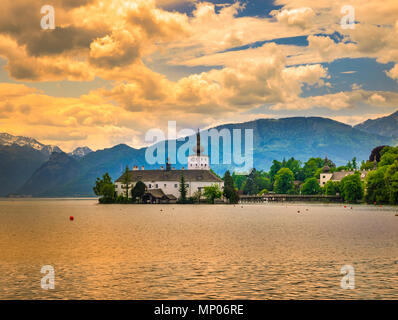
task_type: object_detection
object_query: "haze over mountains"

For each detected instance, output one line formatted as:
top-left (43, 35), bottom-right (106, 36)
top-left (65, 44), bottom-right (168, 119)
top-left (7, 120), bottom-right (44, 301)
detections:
top-left (1, 112), bottom-right (397, 197)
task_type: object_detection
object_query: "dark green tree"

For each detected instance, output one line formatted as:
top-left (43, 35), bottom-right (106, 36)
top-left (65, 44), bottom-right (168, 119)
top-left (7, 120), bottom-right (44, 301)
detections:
top-left (301, 177), bottom-right (321, 195)
top-left (223, 170), bottom-right (239, 204)
top-left (93, 173), bottom-right (113, 195)
top-left (131, 181), bottom-right (146, 203)
top-left (274, 168), bottom-right (294, 194)
top-left (352, 157), bottom-right (358, 170)
top-left (179, 175), bottom-right (188, 203)
top-left (369, 146), bottom-right (387, 162)
top-left (93, 173), bottom-right (116, 203)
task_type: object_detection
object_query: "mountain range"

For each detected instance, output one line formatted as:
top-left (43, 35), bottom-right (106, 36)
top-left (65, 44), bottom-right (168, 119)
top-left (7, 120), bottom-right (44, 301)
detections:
top-left (354, 110), bottom-right (398, 138)
top-left (1, 111), bottom-right (397, 197)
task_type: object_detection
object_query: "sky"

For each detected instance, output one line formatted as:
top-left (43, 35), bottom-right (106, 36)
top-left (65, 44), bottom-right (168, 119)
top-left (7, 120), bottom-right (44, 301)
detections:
top-left (0, 0), bottom-right (397, 151)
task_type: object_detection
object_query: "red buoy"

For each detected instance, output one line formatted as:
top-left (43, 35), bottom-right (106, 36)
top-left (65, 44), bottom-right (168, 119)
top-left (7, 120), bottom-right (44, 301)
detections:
top-left (69, 216), bottom-right (74, 221)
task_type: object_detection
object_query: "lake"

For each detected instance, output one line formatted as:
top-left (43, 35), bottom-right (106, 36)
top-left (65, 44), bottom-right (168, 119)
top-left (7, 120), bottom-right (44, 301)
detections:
top-left (0, 199), bottom-right (397, 299)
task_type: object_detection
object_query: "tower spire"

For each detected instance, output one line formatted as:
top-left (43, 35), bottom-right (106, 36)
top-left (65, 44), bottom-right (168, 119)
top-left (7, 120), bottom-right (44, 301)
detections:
top-left (196, 129), bottom-right (200, 156)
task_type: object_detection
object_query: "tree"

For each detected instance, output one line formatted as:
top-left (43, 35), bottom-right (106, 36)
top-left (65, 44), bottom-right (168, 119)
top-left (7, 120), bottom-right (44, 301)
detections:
top-left (379, 147), bottom-right (398, 167)
top-left (223, 170), bottom-right (239, 204)
top-left (269, 160), bottom-right (282, 183)
top-left (93, 173), bottom-right (113, 195)
top-left (324, 180), bottom-right (340, 196)
top-left (369, 146), bottom-right (387, 162)
top-left (352, 157), bottom-right (357, 170)
top-left (178, 175), bottom-right (188, 203)
top-left (274, 168), bottom-right (294, 194)
top-left (93, 173), bottom-right (116, 203)
top-left (121, 165), bottom-right (131, 200)
top-left (365, 167), bottom-right (389, 204)
top-left (340, 173), bottom-right (364, 203)
top-left (285, 157), bottom-right (303, 181)
top-left (301, 177), bottom-right (321, 195)
top-left (232, 172), bottom-right (247, 191)
top-left (385, 161), bottom-right (398, 204)
top-left (203, 184), bottom-right (222, 204)
top-left (242, 169), bottom-right (257, 195)
top-left (361, 160), bottom-right (375, 171)
top-left (131, 181), bottom-right (146, 203)
top-left (302, 158), bottom-right (324, 180)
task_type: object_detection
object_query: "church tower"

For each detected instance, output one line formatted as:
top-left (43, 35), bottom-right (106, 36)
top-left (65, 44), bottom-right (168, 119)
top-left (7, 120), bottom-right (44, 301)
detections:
top-left (188, 129), bottom-right (210, 170)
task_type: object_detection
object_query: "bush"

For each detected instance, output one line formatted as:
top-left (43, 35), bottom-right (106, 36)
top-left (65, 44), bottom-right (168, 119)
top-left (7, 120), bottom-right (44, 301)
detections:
top-left (301, 177), bottom-right (321, 195)
top-left (341, 173), bottom-right (364, 203)
top-left (365, 166), bottom-right (389, 204)
top-left (324, 180), bottom-right (340, 196)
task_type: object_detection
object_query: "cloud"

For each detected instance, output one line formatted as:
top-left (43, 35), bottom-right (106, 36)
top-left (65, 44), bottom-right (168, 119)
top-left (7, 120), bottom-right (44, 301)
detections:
top-left (386, 64), bottom-right (398, 82)
top-left (271, 7), bottom-right (315, 30)
top-left (0, 0), bottom-right (398, 149)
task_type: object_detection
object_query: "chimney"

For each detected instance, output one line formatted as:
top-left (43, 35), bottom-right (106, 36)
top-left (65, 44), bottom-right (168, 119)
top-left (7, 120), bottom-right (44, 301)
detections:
top-left (141, 166), bottom-right (145, 170)
top-left (133, 166), bottom-right (139, 171)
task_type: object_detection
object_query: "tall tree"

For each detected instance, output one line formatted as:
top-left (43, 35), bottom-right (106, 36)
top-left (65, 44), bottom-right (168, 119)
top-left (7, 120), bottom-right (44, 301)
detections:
top-left (93, 173), bottom-right (115, 203)
top-left (121, 165), bottom-right (131, 200)
top-left (352, 157), bottom-right (358, 170)
top-left (269, 160), bottom-right (282, 184)
top-left (223, 170), bottom-right (239, 204)
top-left (274, 168), bottom-right (294, 194)
top-left (179, 175), bottom-right (188, 203)
top-left (93, 173), bottom-right (113, 196)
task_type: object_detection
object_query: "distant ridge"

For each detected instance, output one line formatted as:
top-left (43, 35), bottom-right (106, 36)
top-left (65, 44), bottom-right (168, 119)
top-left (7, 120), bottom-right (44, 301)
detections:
top-left (355, 110), bottom-right (398, 138)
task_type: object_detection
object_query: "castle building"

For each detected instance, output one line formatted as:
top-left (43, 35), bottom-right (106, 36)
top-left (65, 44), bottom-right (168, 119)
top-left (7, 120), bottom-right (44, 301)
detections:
top-left (115, 130), bottom-right (223, 202)
top-left (320, 155), bottom-right (371, 187)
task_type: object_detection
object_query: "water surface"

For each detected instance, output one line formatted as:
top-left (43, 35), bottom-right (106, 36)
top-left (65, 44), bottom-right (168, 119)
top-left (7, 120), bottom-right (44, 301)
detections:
top-left (0, 199), bottom-right (397, 299)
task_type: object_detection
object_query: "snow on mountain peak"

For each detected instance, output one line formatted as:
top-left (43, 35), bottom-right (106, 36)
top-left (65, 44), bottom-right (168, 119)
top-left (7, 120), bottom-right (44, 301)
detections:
top-left (0, 133), bottom-right (62, 156)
